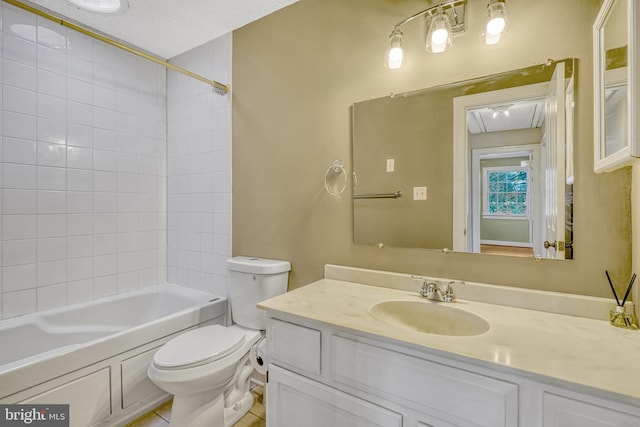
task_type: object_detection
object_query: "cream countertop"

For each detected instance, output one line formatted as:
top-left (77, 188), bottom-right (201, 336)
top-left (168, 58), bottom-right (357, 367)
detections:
top-left (258, 278), bottom-right (640, 403)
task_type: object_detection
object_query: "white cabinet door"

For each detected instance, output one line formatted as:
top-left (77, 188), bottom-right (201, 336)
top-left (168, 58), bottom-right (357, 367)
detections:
top-left (267, 365), bottom-right (402, 427)
top-left (544, 393), bottom-right (640, 427)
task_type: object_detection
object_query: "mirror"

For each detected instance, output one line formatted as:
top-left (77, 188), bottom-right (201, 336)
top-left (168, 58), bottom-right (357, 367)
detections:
top-left (352, 59), bottom-right (575, 259)
top-left (594, 0), bottom-right (639, 172)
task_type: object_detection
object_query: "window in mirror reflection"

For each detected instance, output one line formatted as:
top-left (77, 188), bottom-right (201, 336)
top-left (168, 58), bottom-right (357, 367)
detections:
top-left (483, 167), bottom-right (529, 217)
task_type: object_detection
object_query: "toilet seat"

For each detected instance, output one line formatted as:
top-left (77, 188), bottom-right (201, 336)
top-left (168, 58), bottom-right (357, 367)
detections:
top-left (153, 325), bottom-right (246, 370)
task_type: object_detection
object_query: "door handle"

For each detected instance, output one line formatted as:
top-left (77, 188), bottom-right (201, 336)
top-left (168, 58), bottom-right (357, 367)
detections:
top-left (544, 240), bottom-right (556, 249)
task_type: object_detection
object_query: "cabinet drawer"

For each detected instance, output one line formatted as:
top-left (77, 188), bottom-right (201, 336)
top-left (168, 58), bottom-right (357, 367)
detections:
top-left (269, 318), bottom-right (321, 376)
top-left (331, 335), bottom-right (518, 427)
top-left (543, 393), bottom-right (640, 426)
top-left (268, 365), bottom-right (402, 427)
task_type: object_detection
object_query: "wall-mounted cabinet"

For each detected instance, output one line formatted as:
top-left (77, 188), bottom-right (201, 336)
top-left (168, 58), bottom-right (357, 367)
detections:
top-left (594, 0), bottom-right (640, 172)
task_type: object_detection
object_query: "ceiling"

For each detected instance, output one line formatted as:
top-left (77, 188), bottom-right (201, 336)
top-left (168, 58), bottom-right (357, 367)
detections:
top-left (467, 99), bottom-right (546, 134)
top-left (26, 0), bottom-right (299, 58)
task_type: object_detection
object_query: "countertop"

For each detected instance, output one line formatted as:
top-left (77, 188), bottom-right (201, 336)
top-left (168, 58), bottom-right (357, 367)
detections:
top-left (258, 278), bottom-right (640, 403)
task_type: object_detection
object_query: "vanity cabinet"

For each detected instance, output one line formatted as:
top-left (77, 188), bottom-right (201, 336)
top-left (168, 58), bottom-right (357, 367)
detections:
top-left (265, 314), bottom-right (640, 427)
top-left (542, 393), bottom-right (640, 427)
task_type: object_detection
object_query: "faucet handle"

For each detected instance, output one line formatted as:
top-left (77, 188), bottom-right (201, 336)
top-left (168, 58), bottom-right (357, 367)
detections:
top-left (411, 275), bottom-right (430, 298)
top-left (443, 280), bottom-right (465, 303)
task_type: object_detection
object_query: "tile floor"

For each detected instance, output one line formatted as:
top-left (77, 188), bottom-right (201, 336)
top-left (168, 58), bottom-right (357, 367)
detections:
top-left (125, 385), bottom-right (266, 427)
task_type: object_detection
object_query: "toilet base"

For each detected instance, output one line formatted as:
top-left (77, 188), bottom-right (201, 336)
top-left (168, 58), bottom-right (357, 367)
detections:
top-left (224, 391), bottom-right (255, 426)
top-left (167, 389), bottom-right (255, 427)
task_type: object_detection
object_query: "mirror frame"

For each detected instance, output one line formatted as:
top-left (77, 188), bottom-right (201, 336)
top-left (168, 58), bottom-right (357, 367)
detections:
top-left (593, 0), bottom-right (640, 172)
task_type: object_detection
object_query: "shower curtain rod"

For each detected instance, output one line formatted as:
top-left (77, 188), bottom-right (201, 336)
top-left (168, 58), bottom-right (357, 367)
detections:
top-left (3, 0), bottom-right (230, 95)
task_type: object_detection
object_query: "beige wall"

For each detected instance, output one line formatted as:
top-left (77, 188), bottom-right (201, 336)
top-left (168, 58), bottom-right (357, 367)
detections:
top-left (352, 92), bottom-right (454, 249)
top-left (232, 0), bottom-right (632, 297)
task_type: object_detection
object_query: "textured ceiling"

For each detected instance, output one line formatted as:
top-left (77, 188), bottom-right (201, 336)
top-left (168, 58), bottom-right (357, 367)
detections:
top-left (26, 0), bottom-right (299, 58)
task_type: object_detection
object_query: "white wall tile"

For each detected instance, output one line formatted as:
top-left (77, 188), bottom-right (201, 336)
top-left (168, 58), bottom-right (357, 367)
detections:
top-left (3, 33), bottom-right (36, 67)
top-left (94, 254), bottom-right (116, 277)
top-left (93, 233), bottom-right (116, 255)
top-left (37, 142), bottom-right (66, 167)
top-left (67, 235), bottom-right (93, 258)
top-left (2, 289), bottom-right (36, 318)
top-left (3, 137), bottom-right (36, 164)
top-left (4, 111), bottom-right (36, 140)
top-left (67, 124), bottom-right (92, 148)
top-left (37, 94), bottom-right (66, 121)
top-left (67, 146), bottom-right (93, 169)
top-left (37, 190), bottom-right (66, 214)
top-left (67, 279), bottom-right (92, 304)
top-left (37, 69), bottom-right (66, 98)
top-left (37, 237), bottom-right (67, 262)
top-left (67, 257), bottom-right (92, 281)
top-left (3, 189), bottom-right (36, 214)
top-left (94, 149), bottom-right (117, 171)
top-left (67, 169), bottom-right (93, 191)
top-left (3, 264), bottom-right (37, 292)
top-left (4, 60), bottom-right (36, 90)
top-left (1, 3), bottom-right (173, 317)
top-left (93, 128), bottom-right (117, 151)
top-left (93, 192), bottom-right (117, 213)
top-left (67, 213), bottom-right (93, 236)
top-left (3, 239), bottom-right (36, 266)
top-left (67, 191), bottom-right (93, 213)
top-left (167, 38), bottom-right (231, 295)
top-left (66, 100), bottom-right (92, 126)
top-left (37, 260), bottom-right (66, 286)
top-left (37, 283), bottom-right (67, 311)
top-left (93, 274), bottom-right (116, 298)
top-left (37, 45), bottom-right (66, 74)
top-left (3, 215), bottom-right (36, 240)
top-left (37, 214), bottom-right (67, 238)
top-left (37, 167), bottom-right (66, 191)
top-left (3, 86), bottom-right (35, 116)
top-left (3, 163), bottom-right (36, 189)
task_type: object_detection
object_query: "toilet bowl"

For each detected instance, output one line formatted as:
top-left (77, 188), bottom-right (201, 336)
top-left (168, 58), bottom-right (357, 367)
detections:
top-left (147, 257), bottom-right (290, 427)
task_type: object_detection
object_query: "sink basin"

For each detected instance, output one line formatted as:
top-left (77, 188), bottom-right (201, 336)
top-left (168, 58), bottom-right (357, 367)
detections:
top-left (369, 300), bottom-right (490, 336)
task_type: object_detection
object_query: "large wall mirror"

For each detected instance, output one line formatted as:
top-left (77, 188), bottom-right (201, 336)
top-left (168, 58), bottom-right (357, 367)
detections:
top-left (352, 59), bottom-right (575, 260)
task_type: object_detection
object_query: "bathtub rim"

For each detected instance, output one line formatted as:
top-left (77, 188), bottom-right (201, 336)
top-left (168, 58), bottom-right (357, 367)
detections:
top-left (0, 283), bottom-right (227, 399)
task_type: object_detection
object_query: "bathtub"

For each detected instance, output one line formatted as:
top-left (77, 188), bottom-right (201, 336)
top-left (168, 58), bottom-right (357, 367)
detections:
top-left (0, 284), bottom-right (227, 426)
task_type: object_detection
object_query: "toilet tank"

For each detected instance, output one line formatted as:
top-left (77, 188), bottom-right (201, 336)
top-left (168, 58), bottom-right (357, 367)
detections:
top-left (227, 256), bottom-right (291, 330)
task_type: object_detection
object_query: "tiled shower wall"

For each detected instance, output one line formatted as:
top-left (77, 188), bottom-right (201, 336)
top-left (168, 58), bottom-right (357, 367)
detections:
top-left (0, 4), bottom-right (168, 319)
top-left (167, 36), bottom-right (232, 297)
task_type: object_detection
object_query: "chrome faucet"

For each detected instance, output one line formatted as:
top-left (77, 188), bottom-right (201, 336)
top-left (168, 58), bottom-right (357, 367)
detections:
top-left (412, 276), bottom-right (460, 303)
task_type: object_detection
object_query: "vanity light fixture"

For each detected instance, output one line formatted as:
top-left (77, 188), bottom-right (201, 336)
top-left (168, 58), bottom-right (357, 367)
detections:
top-left (426, 6), bottom-right (453, 54)
top-left (482, 0), bottom-right (508, 45)
top-left (384, 0), bottom-right (466, 68)
top-left (490, 104), bottom-right (512, 118)
top-left (66, 0), bottom-right (123, 13)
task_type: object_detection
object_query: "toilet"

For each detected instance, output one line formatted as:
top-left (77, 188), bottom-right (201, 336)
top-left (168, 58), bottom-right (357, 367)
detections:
top-left (147, 256), bottom-right (290, 427)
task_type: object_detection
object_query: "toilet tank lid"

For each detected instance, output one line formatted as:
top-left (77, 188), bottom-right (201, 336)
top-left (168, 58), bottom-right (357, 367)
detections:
top-left (227, 256), bottom-right (291, 274)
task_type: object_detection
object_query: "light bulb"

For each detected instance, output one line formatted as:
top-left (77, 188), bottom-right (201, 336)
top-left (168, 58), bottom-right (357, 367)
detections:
top-left (387, 47), bottom-right (404, 69)
top-left (426, 9), bottom-right (452, 54)
top-left (385, 28), bottom-right (404, 69)
top-left (483, 0), bottom-right (508, 45)
top-left (67, 0), bottom-right (122, 13)
top-left (487, 16), bottom-right (506, 35)
top-left (431, 28), bottom-right (449, 46)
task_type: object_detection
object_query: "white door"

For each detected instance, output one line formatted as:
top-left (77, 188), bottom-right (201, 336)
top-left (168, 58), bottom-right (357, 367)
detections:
top-left (542, 62), bottom-right (566, 259)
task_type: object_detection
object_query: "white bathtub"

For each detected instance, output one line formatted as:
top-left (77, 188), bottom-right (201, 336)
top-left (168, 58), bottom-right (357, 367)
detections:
top-left (0, 284), bottom-right (227, 426)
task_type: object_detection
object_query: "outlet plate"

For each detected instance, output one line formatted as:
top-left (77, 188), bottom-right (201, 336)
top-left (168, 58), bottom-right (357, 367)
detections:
top-left (413, 186), bottom-right (427, 200)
